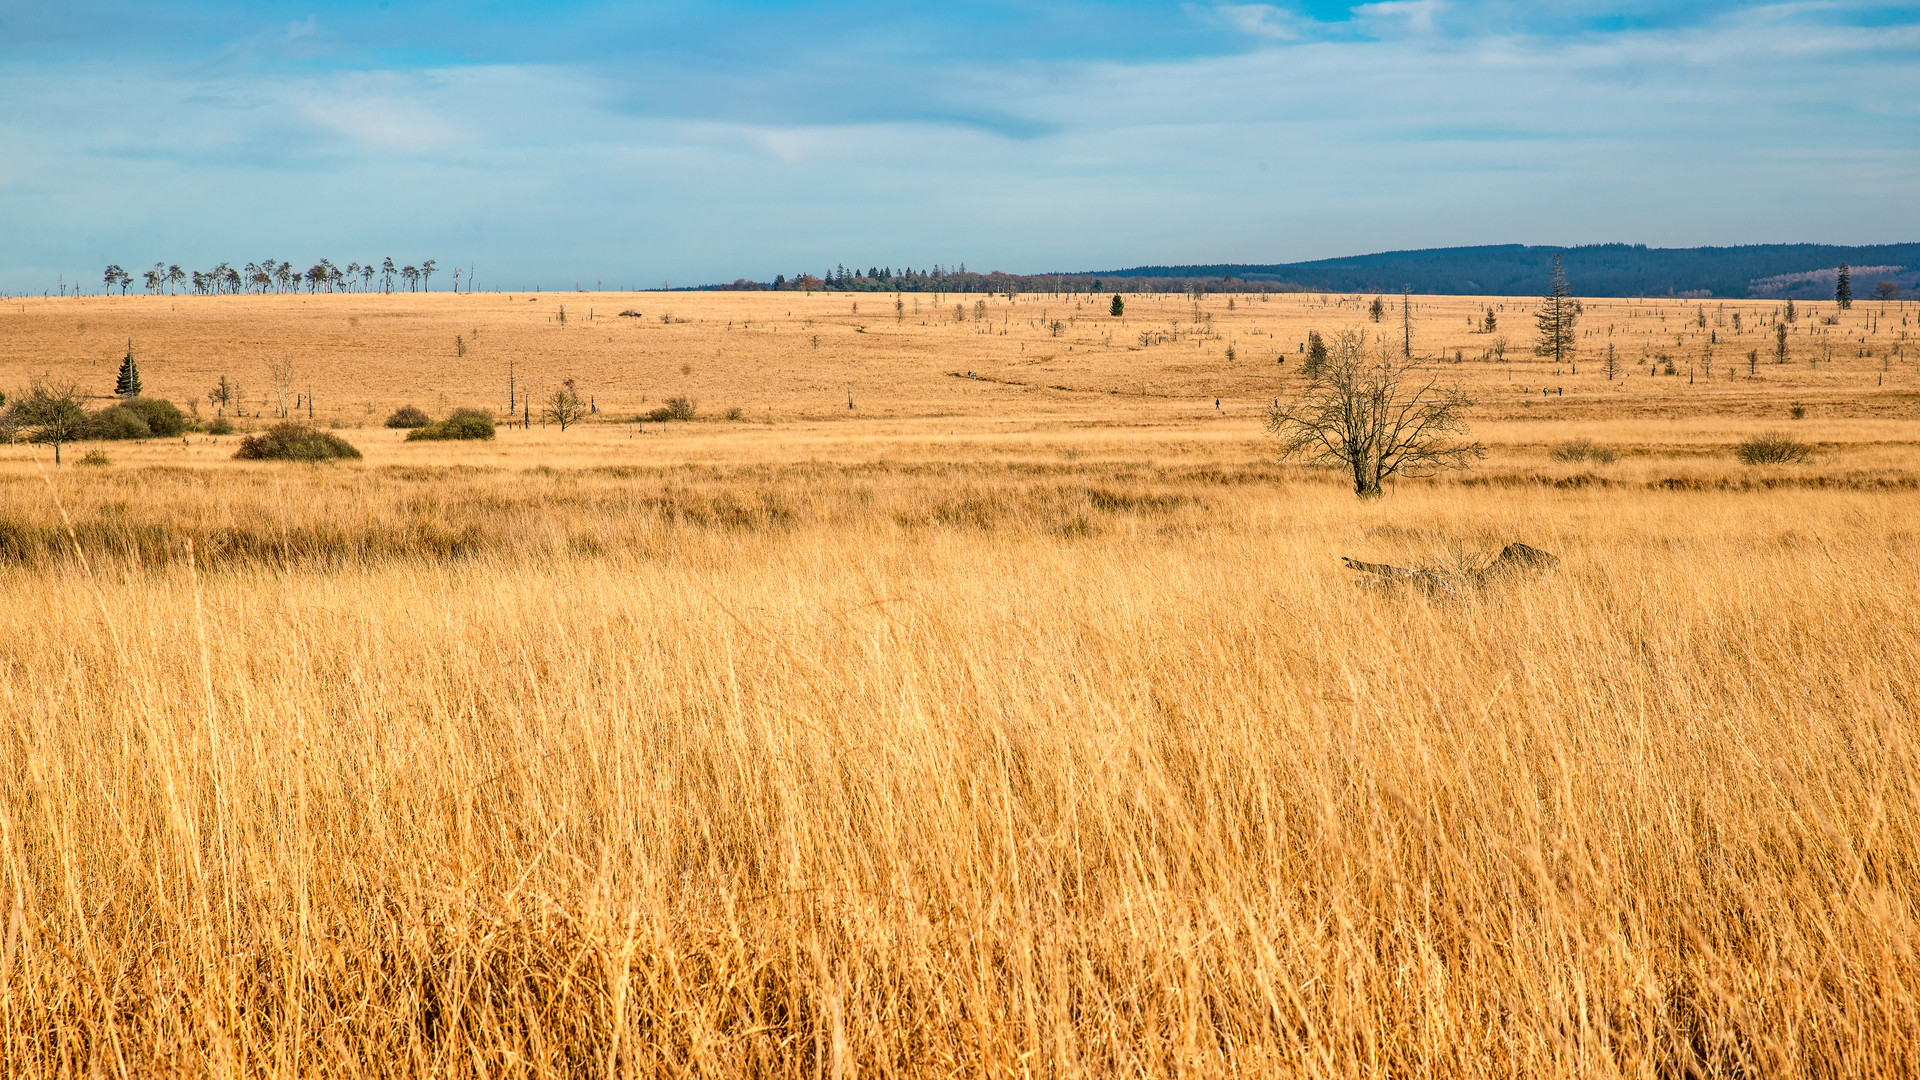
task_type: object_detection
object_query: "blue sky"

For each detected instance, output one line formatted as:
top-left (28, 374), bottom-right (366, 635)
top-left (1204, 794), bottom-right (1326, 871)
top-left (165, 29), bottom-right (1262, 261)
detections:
top-left (3, 1), bottom-right (1917, 291)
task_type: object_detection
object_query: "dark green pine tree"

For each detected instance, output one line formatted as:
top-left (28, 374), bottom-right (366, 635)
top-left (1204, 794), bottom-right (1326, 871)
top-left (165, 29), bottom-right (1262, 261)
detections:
top-left (1304, 330), bottom-right (1328, 378)
top-left (1110, 294), bottom-right (1125, 317)
top-left (1835, 263), bottom-right (1852, 309)
top-left (1534, 254), bottom-right (1577, 366)
top-left (114, 339), bottom-right (142, 397)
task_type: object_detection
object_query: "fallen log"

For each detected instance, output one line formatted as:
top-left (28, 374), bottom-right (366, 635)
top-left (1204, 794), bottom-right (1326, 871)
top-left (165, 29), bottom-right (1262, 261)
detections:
top-left (1342, 543), bottom-right (1559, 594)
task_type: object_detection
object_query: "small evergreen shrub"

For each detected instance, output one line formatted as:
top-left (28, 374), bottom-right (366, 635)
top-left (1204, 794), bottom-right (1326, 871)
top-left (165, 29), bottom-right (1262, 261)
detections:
top-left (406, 408), bottom-right (496, 441)
top-left (208, 417), bottom-right (235, 435)
top-left (84, 406), bottom-right (152, 441)
top-left (234, 423), bottom-right (362, 461)
top-left (124, 397), bottom-right (187, 437)
top-left (385, 405), bottom-right (432, 429)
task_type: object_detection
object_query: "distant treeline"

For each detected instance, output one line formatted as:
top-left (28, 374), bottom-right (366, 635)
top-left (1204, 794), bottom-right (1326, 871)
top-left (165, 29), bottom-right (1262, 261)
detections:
top-left (702, 264), bottom-right (1312, 296)
top-left (1095, 243), bottom-right (1920, 299)
top-left (703, 244), bottom-right (1917, 299)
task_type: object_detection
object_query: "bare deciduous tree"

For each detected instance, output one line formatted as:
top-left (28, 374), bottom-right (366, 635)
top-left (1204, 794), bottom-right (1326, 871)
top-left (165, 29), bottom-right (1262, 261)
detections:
top-left (1265, 329), bottom-right (1482, 498)
top-left (544, 379), bottom-right (586, 431)
top-left (268, 358), bottom-right (296, 418)
top-left (8, 381), bottom-right (89, 465)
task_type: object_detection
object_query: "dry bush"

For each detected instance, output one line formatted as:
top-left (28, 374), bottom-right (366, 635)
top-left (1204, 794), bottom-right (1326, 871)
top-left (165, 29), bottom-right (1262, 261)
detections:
top-left (1548, 438), bottom-right (1618, 464)
top-left (1736, 431), bottom-right (1812, 465)
top-left (646, 395), bottom-right (698, 422)
top-left (386, 404), bottom-right (432, 428)
top-left (233, 422), bottom-right (362, 461)
top-left (405, 407), bottom-right (496, 441)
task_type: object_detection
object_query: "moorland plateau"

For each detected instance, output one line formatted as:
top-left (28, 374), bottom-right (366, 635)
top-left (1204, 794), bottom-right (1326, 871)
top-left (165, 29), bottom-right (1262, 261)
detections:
top-left (1, 288), bottom-right (1917, 1077)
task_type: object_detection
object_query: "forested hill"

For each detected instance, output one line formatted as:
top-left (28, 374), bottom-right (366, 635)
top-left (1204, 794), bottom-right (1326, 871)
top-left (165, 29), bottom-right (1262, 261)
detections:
top-left (1096, 243), bottom-right (1920, 299)
top-left (705, 243), bottom-right (1917, 298)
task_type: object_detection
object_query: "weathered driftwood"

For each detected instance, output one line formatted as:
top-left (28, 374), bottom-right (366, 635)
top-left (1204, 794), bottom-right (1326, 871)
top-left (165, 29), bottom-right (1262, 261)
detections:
top-left (1342, 543), bottom-right (1559, 594)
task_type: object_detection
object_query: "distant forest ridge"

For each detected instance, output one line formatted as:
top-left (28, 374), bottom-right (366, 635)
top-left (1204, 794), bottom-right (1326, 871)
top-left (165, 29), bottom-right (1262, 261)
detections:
top-left (1093, 243), bottom-right (1920, 299)
top-left (702, 244), bottom-right (1919, 299)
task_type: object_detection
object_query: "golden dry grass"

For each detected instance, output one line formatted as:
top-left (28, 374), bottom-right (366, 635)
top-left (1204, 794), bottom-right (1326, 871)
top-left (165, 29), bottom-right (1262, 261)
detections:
top-left (5, 289), bottom-right (1916, 425)
top-left (2, 292), bottom-right (1918, 1077)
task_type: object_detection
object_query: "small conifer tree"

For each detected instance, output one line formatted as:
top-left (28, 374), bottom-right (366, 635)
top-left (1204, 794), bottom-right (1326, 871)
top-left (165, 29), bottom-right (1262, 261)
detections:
top-left (1835, 263), bottom-right (1852, 309)
top-left (1110, 294), bottom-right (1124, 317)
top-left (114, 339), bottom-right (142, 398)
top-left (1534, 255), bottom-right (1577, 367)
top-left (1304, 330), bottom-right (1328, 378)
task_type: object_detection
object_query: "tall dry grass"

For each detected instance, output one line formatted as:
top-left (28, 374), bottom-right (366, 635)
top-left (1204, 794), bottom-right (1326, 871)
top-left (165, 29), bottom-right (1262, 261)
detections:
top-left (2, 449), bottom-right (1917, 1076)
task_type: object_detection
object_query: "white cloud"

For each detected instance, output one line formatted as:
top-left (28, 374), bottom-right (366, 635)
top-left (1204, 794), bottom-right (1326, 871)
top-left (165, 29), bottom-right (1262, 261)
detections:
top-left (1352, 0), bottom-right (1449, 36)
top-left (1205, 4), bottom-right (1305, 41)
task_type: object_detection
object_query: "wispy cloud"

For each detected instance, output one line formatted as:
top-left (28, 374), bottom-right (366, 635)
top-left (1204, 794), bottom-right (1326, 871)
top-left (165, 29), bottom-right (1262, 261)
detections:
top-left (1352, 0), bottom-right (1448, 36)
top-left (0, 2), bottom-right (1916, 289)
top-left (1204, 4), bottom-right (1307, 40)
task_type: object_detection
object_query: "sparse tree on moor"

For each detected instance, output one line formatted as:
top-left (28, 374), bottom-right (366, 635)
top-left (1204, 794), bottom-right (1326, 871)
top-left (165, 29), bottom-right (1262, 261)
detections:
top-left (545, 379), bottom-right (587, 431)
top-left (1266, 329), bottom-right (1482, 498)
top-left (114, 339), bottom-right (141, 397)
top-left (1835, 263), bottom-right (1852, 309)
top-left (10, 381), bottom-right (88, 466)
top-left (1534, 254), bottom-right (1577, 366)
top-left (1303, 330), bottom-right (1328, 379)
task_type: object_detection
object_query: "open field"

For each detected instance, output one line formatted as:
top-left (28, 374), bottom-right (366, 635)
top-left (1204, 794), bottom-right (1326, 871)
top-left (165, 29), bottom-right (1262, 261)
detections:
top-left (5, 289), bottom-right (1918, 426)
top-left (2, 292), bottom-right (1919, 1077)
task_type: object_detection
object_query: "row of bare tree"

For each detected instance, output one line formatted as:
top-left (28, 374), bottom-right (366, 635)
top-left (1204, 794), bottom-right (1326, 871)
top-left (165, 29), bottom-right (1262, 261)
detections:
top-left (102, 258), bottom-right (457, 295)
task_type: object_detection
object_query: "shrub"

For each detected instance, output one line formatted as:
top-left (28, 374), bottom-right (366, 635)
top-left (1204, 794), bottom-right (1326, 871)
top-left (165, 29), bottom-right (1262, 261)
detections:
top-left (234, 423), bottom-right (362, 461)
top-left (124, 397), bottom-right (187, 437)
top-left (643, 397), bottom-right (698, 423)
top-left (1548, 438), bottom-right (1618, 464)
top-left (83, 406), bottom-right (151, 441)
top-left (385, 405), bottom-right (431, 429)
top-left (723, 406), bottom-right (745, 422)
top-left (1789, 404), bottom-right (1806, 420)
top-left (1735, 432), bottom-right (1811, 465)
top-left (208, 417), bottom-right (235, 435)
top-left (78, 450), bottom-right (111, 467)
top-left (406, 408), bottom-right (496, 441)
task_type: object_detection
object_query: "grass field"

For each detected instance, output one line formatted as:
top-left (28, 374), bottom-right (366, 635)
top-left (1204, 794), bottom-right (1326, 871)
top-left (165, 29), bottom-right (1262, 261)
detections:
top-left (2, 291), bottom-right (1918, 1077)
